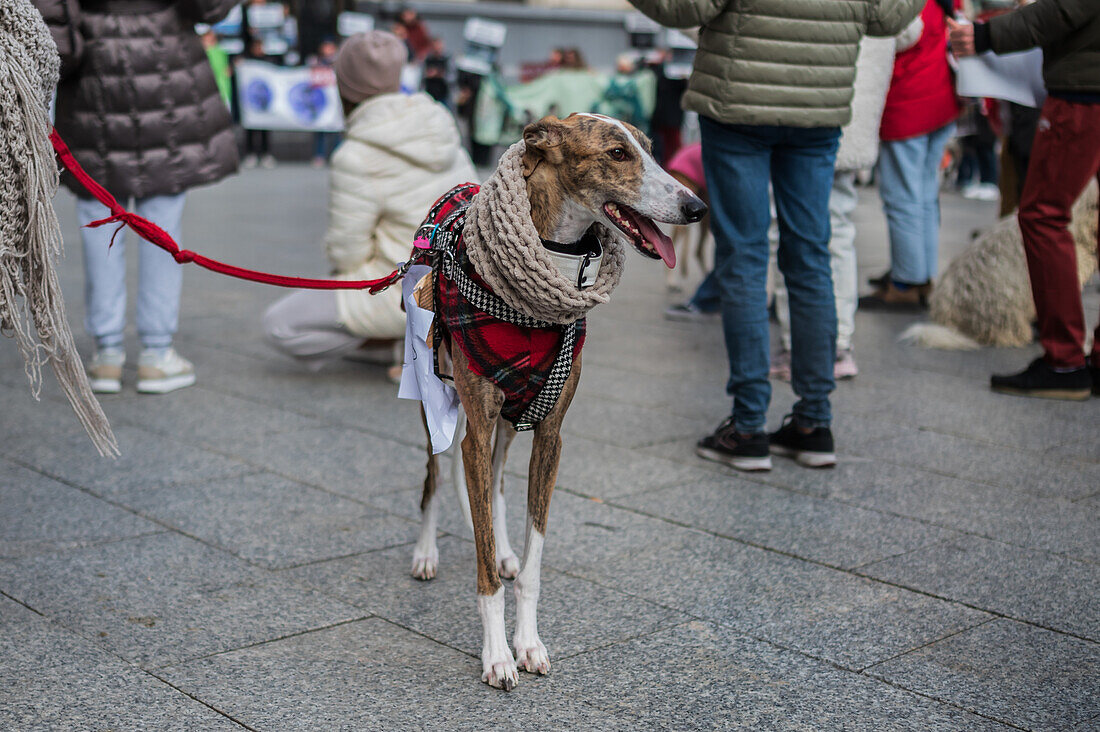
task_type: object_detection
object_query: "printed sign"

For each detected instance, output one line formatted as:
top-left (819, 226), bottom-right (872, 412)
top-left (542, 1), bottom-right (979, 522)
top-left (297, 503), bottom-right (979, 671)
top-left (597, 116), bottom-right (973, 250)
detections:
top-left (236, 60), bottom-right (344, 132)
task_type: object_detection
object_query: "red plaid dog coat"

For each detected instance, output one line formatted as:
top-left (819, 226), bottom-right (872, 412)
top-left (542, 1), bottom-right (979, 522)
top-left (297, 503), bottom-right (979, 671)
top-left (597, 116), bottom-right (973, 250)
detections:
top-left (426, 185), bottom-right (586, 428)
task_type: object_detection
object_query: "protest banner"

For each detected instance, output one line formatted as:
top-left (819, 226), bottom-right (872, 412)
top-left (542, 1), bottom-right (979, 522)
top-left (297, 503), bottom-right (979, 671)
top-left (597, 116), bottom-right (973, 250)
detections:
top-left (236, 60), bottom-right (344, 132)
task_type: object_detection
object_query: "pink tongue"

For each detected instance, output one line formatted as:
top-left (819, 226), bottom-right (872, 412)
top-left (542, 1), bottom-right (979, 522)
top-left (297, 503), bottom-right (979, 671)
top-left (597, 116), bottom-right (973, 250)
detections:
top-left (634, 214), bottom-right (677, 268)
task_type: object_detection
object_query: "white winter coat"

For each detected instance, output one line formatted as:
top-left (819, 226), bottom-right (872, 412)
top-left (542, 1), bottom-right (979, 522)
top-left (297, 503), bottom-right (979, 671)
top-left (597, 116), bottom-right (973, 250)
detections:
top-left (327, 92), bottom-right (476, 337)
top-left (834, 17), bottom-right (923, 171)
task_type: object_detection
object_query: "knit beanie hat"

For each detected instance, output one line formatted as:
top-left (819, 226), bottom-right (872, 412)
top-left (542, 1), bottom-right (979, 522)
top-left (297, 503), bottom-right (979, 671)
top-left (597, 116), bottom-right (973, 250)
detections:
top-left (335, 31), bottom-right (405, 104)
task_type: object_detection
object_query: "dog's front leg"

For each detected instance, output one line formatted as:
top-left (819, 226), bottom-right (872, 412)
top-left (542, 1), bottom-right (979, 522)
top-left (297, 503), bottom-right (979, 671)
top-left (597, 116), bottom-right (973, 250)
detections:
top-left (491, 418), bottom-right (519, 579)
top-left (452, 349), bottom-right (518, 690)
top-left (513, 356), bottom-right (581, 676)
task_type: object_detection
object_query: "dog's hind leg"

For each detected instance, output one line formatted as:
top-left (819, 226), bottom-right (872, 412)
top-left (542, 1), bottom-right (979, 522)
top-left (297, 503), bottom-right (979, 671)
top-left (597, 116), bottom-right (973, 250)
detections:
top-left (412, 406), bottom-right (440, 580)
top-left (513, 355), bottom-right (582, 676)
top-left (452, 347), bottom-right (518, 690)
top-left (491, 418), bottom-right (519, 579)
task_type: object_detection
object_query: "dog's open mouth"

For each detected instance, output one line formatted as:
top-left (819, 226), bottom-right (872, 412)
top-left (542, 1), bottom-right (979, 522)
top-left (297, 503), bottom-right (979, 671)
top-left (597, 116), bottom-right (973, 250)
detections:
top-left (603, 202), bottom-right (676, 268)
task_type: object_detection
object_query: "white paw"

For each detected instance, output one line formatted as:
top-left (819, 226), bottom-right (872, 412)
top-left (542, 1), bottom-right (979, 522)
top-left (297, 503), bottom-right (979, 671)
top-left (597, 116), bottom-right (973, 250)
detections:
top-left (410, 547), bottom-right (438, 581)
top-left (497, 554), bottom-right (519, 580)
top-left (481, 653), bottom-right (519, 691)
top-left (514, 639), bottom-right (550, 675)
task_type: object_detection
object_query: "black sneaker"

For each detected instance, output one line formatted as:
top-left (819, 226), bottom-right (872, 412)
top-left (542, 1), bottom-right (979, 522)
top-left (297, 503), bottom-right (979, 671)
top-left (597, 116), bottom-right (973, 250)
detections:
top-left (990, 357), bottom-right (1091, 401)
top-left (696, 418), bottom-right (772, 471)
top-left (769, 415), bottom-right (836, 468)
top-left (1091, 361), bottom-right (1100, 396)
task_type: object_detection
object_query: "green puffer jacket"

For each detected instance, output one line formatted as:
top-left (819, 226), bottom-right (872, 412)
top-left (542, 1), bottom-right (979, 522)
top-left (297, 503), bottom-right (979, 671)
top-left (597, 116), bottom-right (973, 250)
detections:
top-left (627, 0), bottom-right (926, 128)
top-left (983, 0), bottom-right (1100, 94)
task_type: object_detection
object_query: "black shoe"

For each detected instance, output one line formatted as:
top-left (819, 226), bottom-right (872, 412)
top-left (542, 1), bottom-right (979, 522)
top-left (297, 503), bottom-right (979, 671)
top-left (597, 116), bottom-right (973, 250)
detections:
top-left (990, 357), bottom-right (1091, 401)
top-left (696, 418), bottom-right (772, 471)
top-left (867, 270), bottom-right (891, 289)
top-left (1092, 362), bottom-right (1100, 396)
top-left (768, 415), bottom-right (836, 468)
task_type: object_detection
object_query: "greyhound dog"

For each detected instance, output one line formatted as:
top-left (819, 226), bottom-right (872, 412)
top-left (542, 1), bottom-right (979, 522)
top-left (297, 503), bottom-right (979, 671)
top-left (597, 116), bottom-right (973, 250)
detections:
top-left (411, 113), bottom-right (705, 690)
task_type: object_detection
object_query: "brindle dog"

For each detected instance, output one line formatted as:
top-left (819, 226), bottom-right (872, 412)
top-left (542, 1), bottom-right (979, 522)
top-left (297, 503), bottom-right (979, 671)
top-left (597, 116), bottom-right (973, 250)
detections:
top-left (415, 113), bottom-right (705, 690)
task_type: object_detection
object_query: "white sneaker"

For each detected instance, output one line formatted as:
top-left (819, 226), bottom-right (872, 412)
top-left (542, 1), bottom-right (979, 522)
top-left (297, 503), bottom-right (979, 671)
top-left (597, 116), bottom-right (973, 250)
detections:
top-left (136, 348), bottom-right (195, 394)
top-left (974, 183), bottom-right (1000, 202)
top-left (242, 154), bottom-right (258, 169)
top-left (260, 154), bottom-right (277, 169)
top-left (87, 348), bottom-right (125, 393)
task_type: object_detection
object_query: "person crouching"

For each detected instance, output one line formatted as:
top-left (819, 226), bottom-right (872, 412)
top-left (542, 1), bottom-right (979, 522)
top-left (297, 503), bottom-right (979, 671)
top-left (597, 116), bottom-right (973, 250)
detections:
top-left (263, 31), bottom-right (476, 378)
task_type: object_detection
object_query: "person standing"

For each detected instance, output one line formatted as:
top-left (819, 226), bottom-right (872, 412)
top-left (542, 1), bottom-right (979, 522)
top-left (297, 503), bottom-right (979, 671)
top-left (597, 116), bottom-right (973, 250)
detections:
top-left (628, 0), bottom-right (924, 471)
top-left (948, 0), bottom-right (1100, 399)
top-left (33, 0), bottom-right (239, 394)
top-left (860, 0), bottom-right (960, 311)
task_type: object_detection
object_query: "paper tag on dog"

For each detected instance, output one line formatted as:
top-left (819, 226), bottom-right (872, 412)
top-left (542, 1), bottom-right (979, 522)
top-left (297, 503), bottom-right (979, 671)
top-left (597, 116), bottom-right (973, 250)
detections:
top-left (398, 264), bottom-right (459, 453)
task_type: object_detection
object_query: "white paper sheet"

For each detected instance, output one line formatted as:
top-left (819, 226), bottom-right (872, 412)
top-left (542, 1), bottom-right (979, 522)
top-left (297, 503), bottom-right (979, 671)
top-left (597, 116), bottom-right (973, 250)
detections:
top-left (397, 265), bottom-right (460, 454)
top-left (956, 49), bottom-right (1045, 108)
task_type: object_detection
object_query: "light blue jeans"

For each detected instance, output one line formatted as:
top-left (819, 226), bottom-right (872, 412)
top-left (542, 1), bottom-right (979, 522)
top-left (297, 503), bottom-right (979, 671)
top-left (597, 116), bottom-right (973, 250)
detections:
top-left (76, 194), bottom-right (186, 350)
top-left (877, 123), bottom-right (955, 285)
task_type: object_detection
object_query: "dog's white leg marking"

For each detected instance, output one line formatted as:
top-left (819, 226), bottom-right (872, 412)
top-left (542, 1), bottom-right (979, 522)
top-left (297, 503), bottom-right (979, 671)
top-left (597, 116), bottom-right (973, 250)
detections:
top-left (513, 517), bottom-right (549, 675)
top-left (449, 410), bottom-right (473, 532)
top-left (479, 586), bottom-right (518, 690)
top-left (411, 490), bottom-right (439, 580)
top-left (491, 420), bottom-right (519, 580)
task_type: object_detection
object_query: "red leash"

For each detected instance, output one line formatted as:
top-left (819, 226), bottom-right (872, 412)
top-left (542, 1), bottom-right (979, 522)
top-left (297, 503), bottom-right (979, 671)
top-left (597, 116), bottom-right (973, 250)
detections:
top-left (49, 129), bottom-right (405, 293)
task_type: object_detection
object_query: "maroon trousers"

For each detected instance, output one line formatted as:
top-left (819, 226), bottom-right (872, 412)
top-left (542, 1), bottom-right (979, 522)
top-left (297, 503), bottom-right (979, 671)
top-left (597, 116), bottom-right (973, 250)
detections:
top-left (1017, 96), bottom-right (1100, 368)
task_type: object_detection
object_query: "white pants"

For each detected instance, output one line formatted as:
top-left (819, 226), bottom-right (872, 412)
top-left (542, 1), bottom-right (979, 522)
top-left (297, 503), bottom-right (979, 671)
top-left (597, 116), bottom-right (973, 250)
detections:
top-left (262, 289), bottom-right (366, 369)
top-left (774, 170), bottom-right (858, 352)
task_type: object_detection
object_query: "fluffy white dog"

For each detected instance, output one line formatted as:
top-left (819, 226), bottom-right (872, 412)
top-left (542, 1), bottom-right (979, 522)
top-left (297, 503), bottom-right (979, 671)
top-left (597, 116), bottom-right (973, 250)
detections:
top-left (901, 183), bottom-right (1098, 349)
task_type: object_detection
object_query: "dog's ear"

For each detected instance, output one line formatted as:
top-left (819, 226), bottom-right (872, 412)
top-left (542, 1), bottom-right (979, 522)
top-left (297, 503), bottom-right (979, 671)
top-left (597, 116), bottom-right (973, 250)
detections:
top-left (522, 117), bottom-right (565, 177)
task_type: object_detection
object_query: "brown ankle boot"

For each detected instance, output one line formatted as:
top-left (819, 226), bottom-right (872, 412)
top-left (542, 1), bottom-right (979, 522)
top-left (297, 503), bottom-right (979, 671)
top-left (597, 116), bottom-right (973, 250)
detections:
top-left (858, 281), bottom-right (924, 311)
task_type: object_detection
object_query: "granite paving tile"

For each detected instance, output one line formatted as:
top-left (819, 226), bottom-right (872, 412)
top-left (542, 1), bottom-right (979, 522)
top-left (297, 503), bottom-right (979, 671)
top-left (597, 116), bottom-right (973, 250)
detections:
top-left (850, 428), bottom-right (1100, 500)
top-left (0, 596), bottom-right (112, 674)
top-left (868, 619), bottom-right (1099, 730)
top-left (543, 492), bottom-right (990, 669)
top-left (0, 423), bottom-right (255, 498)
top-left (616, 475), bottom-right (959, 569)
top-left (0, 461), bottom-right (161, 559)
top-left (0, 533), bottom-right (365, 667)
top-left (0, 657), bottom-right (246, 731)
top-left (832, 469), bottom-right (1100, 562)
top-left (160, 617), bottom-right (634, 730)
top-left (218, 425), bottom-right (428, 498)
top-left (287, 536), bottom-right (687, 661)
top-left (100, 384), bottom-right (324, 449)
top-left (111, 471), bottom-right (416, 569)
top-left (860, 534), bottom-right (1099, 641)
top-left (547, 621), bottom-right (1010, 731)
top-left (560, 394), bottom-right (714, 449)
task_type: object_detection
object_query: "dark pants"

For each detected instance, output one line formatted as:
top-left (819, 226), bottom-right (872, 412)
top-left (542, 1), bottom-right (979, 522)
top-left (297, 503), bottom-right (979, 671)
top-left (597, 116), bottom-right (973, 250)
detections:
top-left (1018, 96), bottom-right (1100, 368)
top-left (700, 117), bottom-right (840, 431)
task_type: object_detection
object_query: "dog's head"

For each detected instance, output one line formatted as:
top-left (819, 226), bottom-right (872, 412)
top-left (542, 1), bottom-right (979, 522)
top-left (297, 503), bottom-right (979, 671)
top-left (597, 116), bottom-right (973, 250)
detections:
top-left (521, 113), bottom-right (706, 268)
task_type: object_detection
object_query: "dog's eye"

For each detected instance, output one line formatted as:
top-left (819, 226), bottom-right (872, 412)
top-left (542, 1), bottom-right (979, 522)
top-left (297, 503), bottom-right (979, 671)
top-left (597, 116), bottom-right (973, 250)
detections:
top-left (608, 147), bottom-right (627, 161)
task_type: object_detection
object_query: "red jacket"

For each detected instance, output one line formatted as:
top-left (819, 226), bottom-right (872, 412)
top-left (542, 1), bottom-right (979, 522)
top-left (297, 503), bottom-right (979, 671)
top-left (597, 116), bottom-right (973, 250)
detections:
top-left (880, 0), bottom-right (960, 141)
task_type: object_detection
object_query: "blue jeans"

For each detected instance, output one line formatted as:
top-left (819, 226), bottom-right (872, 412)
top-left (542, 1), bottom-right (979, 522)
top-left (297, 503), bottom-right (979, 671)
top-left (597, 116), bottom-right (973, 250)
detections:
top-left (700, 117), bottom-right (840, 433)
top-left (76, 194), bottom-right (186, 350)
top-left (878, 123), bottom-right (955, 285)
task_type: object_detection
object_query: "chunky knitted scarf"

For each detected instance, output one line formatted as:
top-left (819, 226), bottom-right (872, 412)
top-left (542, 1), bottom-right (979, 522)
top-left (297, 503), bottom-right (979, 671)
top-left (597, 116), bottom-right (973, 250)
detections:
top-left (463, 142), bottom-right (626, 325)
top-left (0, 0), bottom-right (118, 457)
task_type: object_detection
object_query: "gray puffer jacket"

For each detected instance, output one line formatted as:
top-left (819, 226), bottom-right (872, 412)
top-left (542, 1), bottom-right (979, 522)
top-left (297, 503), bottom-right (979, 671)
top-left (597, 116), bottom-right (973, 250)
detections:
top-left (33, 0), bottom-right (238, 199)
top-left (627, 0), bottom-right (926, 128)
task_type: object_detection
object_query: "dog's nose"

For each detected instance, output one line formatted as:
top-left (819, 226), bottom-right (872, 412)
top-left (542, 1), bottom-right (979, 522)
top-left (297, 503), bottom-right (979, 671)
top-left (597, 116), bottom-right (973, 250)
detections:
top-left (681, 195), bottom-right (707, 223)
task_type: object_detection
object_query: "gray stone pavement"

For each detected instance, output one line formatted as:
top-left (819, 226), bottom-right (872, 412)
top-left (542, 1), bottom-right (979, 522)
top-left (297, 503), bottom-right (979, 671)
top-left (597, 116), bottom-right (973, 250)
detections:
top-left (1, 161), bottom-right (1097, 731)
